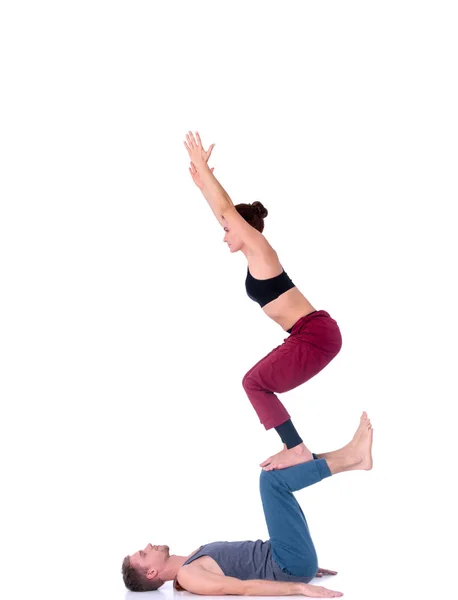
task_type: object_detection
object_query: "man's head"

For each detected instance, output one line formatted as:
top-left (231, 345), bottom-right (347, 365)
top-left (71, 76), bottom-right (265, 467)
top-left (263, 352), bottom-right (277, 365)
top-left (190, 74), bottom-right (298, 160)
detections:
top-left (122, 544), bottom-right (170, 591)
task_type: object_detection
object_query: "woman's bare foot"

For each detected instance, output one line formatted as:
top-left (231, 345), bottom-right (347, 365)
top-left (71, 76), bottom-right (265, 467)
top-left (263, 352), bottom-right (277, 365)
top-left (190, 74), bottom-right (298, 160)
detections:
top-left (260, 442), bottom-right (314, 471)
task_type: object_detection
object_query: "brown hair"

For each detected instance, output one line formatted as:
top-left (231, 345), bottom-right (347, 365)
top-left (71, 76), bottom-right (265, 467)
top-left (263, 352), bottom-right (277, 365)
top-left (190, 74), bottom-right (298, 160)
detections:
top-left (235, 201), bottom-right (268, 233)
top-left (121, 555), bottom-right (164, 592)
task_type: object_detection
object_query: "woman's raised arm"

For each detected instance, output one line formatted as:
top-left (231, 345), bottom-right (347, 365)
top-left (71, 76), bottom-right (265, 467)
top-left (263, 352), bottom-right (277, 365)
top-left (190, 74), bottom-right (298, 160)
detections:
top-left (184, 130), bottom-right (234, 226)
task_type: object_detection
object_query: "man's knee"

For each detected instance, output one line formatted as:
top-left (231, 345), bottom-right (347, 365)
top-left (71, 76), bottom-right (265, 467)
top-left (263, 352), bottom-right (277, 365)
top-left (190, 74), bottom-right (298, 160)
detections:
top-left (259, 468), bottom-right (284, 491)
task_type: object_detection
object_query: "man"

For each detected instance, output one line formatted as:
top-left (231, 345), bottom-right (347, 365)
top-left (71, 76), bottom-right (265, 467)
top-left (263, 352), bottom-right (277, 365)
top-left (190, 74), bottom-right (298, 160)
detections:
top-left (122, 412), bottom-right (373, 597)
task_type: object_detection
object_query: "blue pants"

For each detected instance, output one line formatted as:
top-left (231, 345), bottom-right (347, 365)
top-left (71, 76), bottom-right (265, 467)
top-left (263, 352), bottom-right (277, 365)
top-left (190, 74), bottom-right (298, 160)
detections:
top-left (259, 458), bottom-right (332, 578)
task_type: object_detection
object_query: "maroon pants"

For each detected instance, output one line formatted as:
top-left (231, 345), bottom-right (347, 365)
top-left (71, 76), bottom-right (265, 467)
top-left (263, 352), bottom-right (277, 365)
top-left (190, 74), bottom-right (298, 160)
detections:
top-left (242, 310), bottom-right (342, 430)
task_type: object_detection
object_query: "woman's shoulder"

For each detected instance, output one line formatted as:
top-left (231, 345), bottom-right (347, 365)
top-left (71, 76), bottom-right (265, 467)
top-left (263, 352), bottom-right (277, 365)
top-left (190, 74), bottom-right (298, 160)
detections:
top-left (247, 247), bottom-right (283, 278)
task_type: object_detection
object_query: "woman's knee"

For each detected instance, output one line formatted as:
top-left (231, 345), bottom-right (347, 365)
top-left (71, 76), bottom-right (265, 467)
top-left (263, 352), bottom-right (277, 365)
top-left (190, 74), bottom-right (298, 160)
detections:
top-left (242, 370), bottom-right (257, 392)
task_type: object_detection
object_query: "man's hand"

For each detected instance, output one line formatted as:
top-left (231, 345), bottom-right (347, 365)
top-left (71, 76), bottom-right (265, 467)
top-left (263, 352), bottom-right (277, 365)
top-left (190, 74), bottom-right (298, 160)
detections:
top-left (300, 583), bottom-right (343, 597)
top-left (315, 568), bottom-right (338, 578)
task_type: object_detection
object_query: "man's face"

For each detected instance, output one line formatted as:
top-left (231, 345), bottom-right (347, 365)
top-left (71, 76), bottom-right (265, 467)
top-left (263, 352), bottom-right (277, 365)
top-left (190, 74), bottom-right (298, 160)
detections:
top-left (129, 544), bottom-right (170, 579)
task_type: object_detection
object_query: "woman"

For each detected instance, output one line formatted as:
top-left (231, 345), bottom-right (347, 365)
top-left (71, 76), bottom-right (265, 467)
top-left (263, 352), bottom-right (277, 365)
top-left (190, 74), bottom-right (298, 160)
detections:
top-left (184, 131), bottom-right (342, 471)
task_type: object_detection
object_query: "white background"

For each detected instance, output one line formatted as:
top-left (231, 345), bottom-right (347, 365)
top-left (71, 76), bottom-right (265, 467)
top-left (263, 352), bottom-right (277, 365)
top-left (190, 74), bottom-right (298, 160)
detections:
top-left (1, 2), bottom-right (457, 599)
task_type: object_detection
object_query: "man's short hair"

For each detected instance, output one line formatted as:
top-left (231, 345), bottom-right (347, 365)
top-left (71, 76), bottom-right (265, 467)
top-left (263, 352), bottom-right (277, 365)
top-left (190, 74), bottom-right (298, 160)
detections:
top-left (121, 556), bottom-right (164, 592)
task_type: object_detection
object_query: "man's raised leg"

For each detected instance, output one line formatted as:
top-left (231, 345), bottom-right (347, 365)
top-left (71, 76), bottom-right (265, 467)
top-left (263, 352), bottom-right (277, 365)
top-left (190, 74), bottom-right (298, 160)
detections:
top-left (259, 412), bottom-right (373, 579)
top-left (315, 411), bottom-right (373, 474)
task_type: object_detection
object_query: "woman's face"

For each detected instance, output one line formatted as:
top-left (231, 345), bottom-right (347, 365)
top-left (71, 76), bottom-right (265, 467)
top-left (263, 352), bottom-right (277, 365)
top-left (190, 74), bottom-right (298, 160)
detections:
top-left (223, 225), bottom-right (243, 253)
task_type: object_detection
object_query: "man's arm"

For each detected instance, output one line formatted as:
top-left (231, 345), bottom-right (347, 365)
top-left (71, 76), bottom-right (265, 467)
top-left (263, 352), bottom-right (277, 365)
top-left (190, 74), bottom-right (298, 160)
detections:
top-left (177, 565), bottom-right (301, 596)
top-left (176, 565), bottom-right (342, 597)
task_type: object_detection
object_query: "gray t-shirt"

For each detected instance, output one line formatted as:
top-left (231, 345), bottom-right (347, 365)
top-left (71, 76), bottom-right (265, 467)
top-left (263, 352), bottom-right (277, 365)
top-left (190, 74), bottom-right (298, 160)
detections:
top-left (173, 539), bottom-right (315, 590)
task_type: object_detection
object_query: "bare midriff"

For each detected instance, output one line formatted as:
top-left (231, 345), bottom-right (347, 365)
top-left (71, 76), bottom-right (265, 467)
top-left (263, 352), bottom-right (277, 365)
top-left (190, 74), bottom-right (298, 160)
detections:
top-left (247, 251), bottom-right (316, 332)
top-left (262, 287), bottom-right (316, 331)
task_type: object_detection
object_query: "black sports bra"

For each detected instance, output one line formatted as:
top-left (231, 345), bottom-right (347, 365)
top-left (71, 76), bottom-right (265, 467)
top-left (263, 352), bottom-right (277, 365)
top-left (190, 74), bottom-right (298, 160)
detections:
top-left (245, 267), bottom-right (295, 308)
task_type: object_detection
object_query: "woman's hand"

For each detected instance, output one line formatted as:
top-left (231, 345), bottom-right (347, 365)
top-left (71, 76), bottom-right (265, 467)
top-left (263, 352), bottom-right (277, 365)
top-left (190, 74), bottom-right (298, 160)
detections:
top-left (184, 131), bottom-right (215, 169)
top-left (189, 161), bottom-right (214, 190)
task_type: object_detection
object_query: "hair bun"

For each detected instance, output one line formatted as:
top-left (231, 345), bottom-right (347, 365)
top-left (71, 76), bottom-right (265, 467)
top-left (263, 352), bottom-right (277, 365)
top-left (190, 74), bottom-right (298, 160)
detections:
top-left (252, 201), bottom-right (268, 219)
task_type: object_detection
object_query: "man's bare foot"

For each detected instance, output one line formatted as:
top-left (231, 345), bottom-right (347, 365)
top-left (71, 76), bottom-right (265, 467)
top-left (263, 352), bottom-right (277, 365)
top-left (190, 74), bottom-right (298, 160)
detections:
top-left (350, 411), bottom-right (369, 444)
top-left (260, 442), bottom-right (314, 471)
top-left (351, 411), bottom-right (373, 470)
top-left (339, 411), bottom-right (373, 472)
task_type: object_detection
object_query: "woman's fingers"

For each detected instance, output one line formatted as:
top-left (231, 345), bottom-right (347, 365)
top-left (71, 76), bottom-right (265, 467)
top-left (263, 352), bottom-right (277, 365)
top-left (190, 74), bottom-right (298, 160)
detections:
top-left (205, 143), bottom-right (215, 161)
top-left (185, 132), bottom-right (215, 171)
top-left (187, 131), bottom-right (197, 148)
